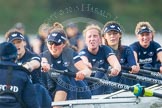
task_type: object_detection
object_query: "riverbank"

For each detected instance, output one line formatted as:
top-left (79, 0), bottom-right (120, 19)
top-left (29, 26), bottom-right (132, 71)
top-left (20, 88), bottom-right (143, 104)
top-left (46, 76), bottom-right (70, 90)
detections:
top-left (0, 33), bottom-right (161, 46)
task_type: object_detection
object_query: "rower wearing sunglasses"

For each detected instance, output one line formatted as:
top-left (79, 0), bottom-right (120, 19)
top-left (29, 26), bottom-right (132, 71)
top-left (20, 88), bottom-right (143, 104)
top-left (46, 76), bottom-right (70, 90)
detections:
top-left (40, 22), bottom-right (92, 107)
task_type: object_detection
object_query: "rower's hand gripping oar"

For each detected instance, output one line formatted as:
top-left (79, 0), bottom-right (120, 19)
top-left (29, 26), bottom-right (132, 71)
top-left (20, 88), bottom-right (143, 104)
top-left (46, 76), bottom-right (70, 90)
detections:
top-left (122, 66), bottom-right (162, 79)
top-left (49, 68), bottom-right (162, 98)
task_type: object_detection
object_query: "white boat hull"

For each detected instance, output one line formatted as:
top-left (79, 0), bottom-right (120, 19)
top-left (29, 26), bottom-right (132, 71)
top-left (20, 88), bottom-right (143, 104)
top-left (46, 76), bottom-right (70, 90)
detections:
top-left (52, 85), bottom-right (162, 108)
top-left (52, 97), bottom-right (161, 108)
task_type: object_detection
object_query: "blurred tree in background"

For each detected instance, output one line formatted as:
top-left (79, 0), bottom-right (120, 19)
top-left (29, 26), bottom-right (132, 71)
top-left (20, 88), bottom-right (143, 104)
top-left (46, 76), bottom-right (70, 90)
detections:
top-left (0, 0), bottom-right (162, 34)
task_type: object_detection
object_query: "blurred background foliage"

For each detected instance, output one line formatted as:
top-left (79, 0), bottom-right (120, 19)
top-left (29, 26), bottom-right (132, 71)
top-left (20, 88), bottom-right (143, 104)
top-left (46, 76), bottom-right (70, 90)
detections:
top-left (0, 0), bottom-right (162, 34)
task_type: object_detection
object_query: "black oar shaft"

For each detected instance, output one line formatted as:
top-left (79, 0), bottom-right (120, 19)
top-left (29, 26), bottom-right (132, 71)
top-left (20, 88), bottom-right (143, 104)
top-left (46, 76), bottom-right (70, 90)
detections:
top-left (91, 67), bottom-right (162, 98)
top-left (92, 66), bottom-right (162, 85)
top-left (122, 73), bottom-right (162, 85)
top-left (50, 68), bottom-right (130, 90)
top-left (85, 76), bottom-right (131, 91)
top-left (140, 69), bottom-right (162, 79)
top-left (152, 92), bottom-right (162, 98)
top-left (93, 67), bottom-right (162, 85)
top-left (122, 66), bottom-right (162, 79)
top-left (141, 66), bottom-right (160, 72)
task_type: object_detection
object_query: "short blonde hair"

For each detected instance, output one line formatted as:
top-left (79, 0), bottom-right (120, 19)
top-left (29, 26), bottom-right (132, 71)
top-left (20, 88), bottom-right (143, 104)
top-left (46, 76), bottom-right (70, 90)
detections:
top-left (135, 21), bottom-right (155, 37)
top-left (83, 24), bottom-right (101, 37)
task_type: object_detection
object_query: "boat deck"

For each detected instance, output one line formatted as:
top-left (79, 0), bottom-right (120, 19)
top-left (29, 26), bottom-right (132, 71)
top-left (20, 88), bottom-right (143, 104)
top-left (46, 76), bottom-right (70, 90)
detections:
top-left (52, 85), bottom-right (162, 108)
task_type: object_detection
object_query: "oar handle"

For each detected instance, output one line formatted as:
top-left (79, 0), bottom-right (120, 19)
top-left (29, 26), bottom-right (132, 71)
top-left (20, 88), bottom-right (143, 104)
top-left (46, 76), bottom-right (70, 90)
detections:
top-left (50, 68), bottom-right (103, 82)
top-left (49, 68), bottom-right (76, 77)
top-left (122, 72), bottom-right (162, 85)
top-left (122, 66), bottom-right (162, 79)
top-left (121, 66), bottom-right (132, 71)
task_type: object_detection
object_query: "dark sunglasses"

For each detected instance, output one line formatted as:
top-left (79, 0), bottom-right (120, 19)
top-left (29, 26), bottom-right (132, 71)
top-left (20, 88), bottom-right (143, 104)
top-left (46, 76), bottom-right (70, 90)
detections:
top-left (48, 41), bottom-right (62, 46)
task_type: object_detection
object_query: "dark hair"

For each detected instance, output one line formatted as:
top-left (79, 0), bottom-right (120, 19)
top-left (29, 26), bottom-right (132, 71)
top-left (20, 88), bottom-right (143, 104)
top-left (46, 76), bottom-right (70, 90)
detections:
top-left (0, 42), bottom-right (17, 61)
top-left (103, 21), bottom-right (123, 60)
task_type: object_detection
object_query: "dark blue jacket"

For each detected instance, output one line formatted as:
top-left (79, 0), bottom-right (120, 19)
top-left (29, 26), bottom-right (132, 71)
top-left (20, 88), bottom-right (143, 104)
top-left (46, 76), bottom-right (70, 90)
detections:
top-left (130, 41), bottom-right (162, 67)
top-left (0, 61), bottom-right (39, 108)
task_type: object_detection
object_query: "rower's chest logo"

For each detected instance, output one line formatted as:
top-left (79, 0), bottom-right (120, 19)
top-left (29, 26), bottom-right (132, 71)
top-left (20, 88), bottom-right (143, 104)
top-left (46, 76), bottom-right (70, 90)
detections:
top-left (99, 60), bottom-right (104, 64)
top-left (92, 59), bottom-right (96, 62)
top-left (92, 59), bottom-right (104, 65)
top-left (139, 52), bottom-right (154, 56)
top-left (120, 58), bottom-right (125, 64)
top-left (148, 52), bottom-right (154, 56)
top-left (63, 62), bottom-right (70, 67)
top-left (57, 60), bottom-right (61, 64)
top-left (143, 51), bottom-right (147, 54)
top-left (17, 62), bottom-right (22, 65)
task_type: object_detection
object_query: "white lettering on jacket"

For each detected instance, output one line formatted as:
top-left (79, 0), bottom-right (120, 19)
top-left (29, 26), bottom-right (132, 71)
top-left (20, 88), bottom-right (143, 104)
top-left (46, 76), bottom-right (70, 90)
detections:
top-left (0, 85), bottom-right (19, 92)
top-left (139, 58), bottom-right (152, 64)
